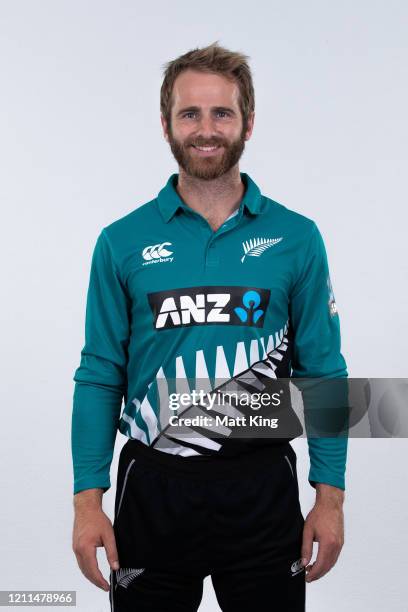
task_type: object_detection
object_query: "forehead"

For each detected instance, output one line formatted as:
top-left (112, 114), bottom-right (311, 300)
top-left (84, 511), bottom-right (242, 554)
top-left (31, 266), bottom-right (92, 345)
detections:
top-left (171, 69), bottom-right (240, 108)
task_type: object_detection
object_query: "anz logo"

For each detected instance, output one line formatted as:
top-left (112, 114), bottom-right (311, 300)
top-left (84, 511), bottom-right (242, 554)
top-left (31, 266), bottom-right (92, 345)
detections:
top-left (147, 286), bottom-right (271, 330)
top-left (234, 290), bottom-right (265, 323)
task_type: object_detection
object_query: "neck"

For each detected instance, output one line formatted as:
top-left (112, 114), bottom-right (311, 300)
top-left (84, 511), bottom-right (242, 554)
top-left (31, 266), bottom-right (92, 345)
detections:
top-left (176, 166), bottom-right (245, 231)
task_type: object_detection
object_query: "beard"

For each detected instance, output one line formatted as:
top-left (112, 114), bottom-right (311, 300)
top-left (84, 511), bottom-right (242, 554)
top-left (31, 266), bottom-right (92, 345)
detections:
top-left (167, 121), bottom-right (248, 180)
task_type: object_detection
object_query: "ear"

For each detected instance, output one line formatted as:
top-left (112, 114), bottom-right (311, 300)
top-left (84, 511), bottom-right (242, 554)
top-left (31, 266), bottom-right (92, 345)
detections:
top-left (161, 114), bottom-right (170, 142)
top-left (245, 111), bottom-right (255, 141)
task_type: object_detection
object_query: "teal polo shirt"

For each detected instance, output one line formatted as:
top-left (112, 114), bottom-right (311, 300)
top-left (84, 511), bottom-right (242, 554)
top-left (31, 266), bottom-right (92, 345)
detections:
top-left (71, 172), bottom-right (348, 495)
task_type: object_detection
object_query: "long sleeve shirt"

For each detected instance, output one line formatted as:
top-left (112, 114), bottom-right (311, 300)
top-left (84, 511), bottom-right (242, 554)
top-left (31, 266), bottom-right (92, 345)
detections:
top-left (71, 172), bottom-right (348, 495)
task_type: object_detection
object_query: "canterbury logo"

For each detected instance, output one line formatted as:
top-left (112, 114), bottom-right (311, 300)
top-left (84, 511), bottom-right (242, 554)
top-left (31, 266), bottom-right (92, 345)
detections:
top-left (290, 559), bottom-right (304, 577)
top-left (142, 242), bottom-right (173, 265)
top-left (241, 237), bottom-right (283, 262)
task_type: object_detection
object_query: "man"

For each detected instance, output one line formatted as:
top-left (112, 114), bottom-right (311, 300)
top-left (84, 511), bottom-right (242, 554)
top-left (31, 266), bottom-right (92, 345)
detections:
top-left (72, 41), bottom-right (348, 611)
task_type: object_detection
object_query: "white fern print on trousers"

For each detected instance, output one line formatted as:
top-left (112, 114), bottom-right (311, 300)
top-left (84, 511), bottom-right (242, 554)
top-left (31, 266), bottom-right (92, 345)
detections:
top-left (241, 237), bottom-right (283, 262)
top-left (115, 567), bottom-right (145, 589)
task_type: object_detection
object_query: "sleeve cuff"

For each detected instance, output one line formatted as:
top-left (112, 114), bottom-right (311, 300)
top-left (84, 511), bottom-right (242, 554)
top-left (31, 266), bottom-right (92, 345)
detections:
top-left (308, 469), bottom-right (345, 491)
top-left (73, 477), bottom-right (111, 495)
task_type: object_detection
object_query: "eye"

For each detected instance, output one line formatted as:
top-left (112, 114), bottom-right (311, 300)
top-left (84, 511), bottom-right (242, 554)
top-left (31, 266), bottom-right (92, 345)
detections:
top-left (216, 110), bottom-right (230, 118)
top-left (182, 111), bottom-right (196, 119)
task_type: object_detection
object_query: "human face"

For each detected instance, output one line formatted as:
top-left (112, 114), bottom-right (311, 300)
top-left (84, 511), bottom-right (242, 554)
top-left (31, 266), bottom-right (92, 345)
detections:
top-left (162, 69), bottom-right (254, 180)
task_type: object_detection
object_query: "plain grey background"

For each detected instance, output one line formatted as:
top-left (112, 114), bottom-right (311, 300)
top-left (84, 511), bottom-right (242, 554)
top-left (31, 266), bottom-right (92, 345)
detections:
top-left (1, 1), bottom-right (407, 610)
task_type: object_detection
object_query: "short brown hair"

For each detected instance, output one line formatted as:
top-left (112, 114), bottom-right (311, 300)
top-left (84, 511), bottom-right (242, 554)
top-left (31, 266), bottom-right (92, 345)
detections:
top-left (160, 41), bottom-right (255, 128)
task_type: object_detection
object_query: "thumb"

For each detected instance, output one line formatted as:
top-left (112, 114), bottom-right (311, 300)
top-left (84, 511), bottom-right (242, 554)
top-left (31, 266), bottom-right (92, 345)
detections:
top-left (103, 528), bottom-right (120, 571)
top-left (301, 523), bottom-right (314, 568)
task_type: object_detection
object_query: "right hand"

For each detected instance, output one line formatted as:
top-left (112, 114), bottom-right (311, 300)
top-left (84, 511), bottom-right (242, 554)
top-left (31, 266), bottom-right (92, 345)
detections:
top-left (72, 491), bottom-right (119, 592)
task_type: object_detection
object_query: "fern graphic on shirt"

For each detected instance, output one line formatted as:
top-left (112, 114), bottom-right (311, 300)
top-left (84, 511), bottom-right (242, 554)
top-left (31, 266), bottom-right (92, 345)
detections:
top-left (120, 319), bottom-right (300, 453)
top-left (241, 237), bottom-right (283, 262)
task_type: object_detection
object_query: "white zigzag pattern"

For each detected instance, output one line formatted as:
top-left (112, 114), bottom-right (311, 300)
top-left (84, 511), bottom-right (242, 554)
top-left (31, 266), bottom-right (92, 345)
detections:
top-left (122, 320), bottom-right (290, 452)
top-left (150, 320), bottom-right (290, 453)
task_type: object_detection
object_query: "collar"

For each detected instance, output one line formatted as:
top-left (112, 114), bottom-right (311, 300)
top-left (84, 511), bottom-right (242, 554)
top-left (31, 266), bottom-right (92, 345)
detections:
top-left (157, 172), bottom-right (264, 223)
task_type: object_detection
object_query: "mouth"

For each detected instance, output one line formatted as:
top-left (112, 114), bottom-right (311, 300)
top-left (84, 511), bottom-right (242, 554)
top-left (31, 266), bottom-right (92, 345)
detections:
top-left (190, 144), bottom-right (223, 156)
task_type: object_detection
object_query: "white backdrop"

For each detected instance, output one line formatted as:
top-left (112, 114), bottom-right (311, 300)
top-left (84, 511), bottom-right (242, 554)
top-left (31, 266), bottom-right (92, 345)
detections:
top-left (1, 1), bottom-right (407, 610)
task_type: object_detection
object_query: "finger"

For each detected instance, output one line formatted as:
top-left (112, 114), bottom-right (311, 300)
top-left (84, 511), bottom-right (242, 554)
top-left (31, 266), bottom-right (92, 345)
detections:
top-left (330, 544), bottom-right (343, 569)
top-left (306, 540), bottom-right (338, 582)
top-left (77, 547), bottom-right (110, 591)
top-left (103, 527), bottom-right (120, 570)
top-left (305, 538), bottom-right (342, 581)
top-left (301, 523), bottom-right (314, 568)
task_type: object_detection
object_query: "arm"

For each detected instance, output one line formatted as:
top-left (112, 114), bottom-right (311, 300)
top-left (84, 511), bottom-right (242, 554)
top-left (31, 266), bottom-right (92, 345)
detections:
top-left (289, 221), bottom-right (349, 491)
top-left (289, 221), bottom-right (349, 582)
top-left (71, 228), bottom-right (130, 589)
top-left (71, 229), bottom-right (130, 495)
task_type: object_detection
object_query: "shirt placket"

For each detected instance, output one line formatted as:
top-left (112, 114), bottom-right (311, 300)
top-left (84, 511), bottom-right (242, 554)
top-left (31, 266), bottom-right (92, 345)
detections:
top-left (184, 206), bottom-right (243, 268)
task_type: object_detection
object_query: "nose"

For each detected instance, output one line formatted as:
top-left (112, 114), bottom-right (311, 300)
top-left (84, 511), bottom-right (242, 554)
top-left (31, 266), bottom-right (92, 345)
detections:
top-left (195, 114), bottom-right (219, 140)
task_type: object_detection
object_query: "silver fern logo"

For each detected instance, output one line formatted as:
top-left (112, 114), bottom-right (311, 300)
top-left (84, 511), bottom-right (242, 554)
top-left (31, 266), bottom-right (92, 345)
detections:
top-left (241, 237), bottom-right (283, 263)
top-left (115, 567), bottom-right (145, 589)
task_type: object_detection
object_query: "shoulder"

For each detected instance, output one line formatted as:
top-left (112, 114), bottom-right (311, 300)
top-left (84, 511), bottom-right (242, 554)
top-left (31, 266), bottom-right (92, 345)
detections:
top-left (101, 198), bottom-right (160, 244)
top-left (90, 197), bottom-right (162, 273)
top-left (261, 194), bottom-right (318, 243)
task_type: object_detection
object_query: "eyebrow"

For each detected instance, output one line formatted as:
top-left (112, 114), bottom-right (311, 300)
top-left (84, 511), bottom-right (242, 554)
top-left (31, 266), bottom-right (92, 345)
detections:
top-left (176, 106), bottom-right (236, 117)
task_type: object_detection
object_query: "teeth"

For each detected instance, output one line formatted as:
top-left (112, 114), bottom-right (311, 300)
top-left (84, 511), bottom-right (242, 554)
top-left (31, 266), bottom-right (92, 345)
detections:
top-left (195, 145), bottom-right (218, 151)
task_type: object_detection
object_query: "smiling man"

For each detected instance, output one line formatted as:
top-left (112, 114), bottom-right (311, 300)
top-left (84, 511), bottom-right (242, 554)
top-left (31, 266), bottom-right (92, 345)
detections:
top-left (72, 41), bottom-right (348, 611)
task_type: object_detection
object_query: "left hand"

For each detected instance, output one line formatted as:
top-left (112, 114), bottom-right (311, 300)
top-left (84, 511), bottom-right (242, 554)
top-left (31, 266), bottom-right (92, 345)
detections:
top-left (301, 483), bottom-right (345, 582)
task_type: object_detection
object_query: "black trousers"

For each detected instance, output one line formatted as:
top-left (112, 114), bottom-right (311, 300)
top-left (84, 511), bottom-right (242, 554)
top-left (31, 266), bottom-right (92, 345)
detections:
top-left (109, 439), bottom-right (306, 611)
